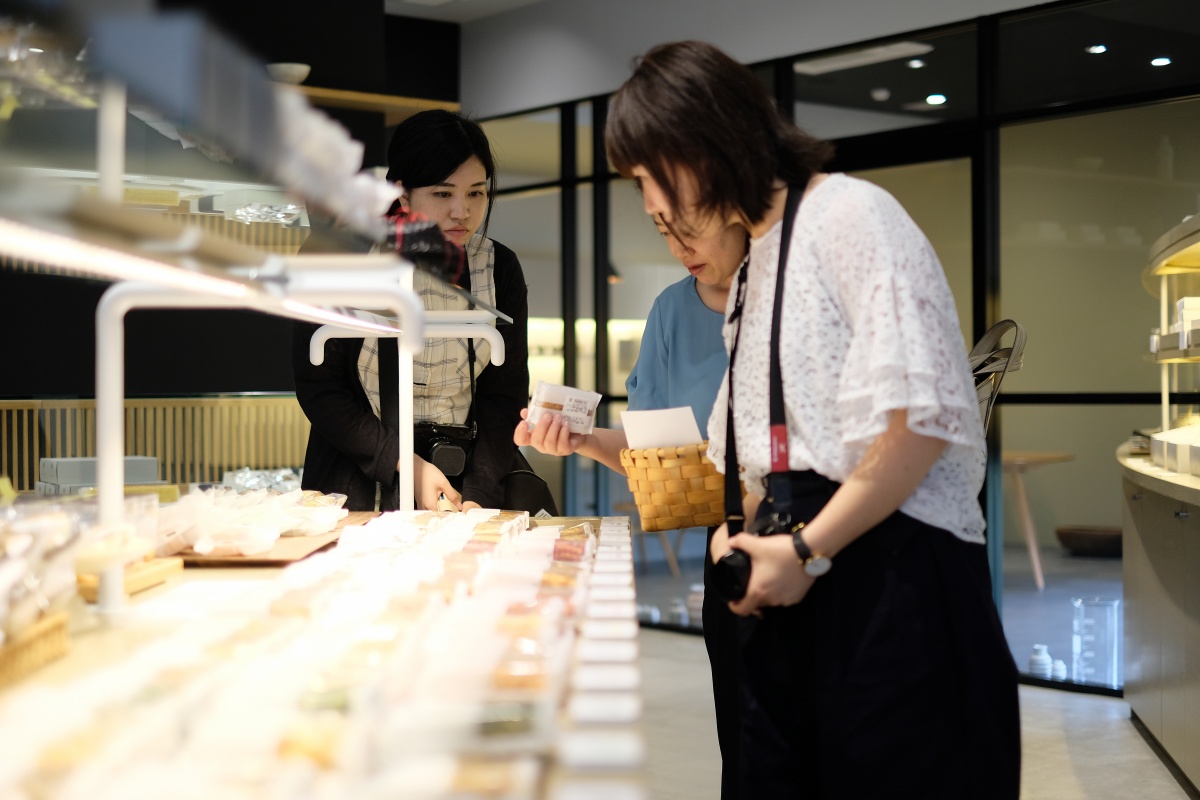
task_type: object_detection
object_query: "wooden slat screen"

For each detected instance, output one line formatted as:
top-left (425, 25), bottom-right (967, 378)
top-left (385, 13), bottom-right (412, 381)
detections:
top-left (0, 396), bottom-right (311, 492)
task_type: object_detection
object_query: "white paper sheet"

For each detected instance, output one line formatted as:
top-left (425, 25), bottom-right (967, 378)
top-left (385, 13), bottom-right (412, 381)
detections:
top-left (620, 407), bottom-right (703, 449)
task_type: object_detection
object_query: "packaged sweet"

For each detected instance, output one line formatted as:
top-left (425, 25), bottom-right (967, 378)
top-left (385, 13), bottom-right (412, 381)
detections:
top-left (1, 506), bottom-right (81, 636)
top-left (526, 380), bottom-right (602, 435)
top-left (552, 538), bottom-right (587, 562)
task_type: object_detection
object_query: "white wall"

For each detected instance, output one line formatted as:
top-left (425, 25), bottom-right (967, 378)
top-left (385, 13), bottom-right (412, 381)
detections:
top-left (460, 0), bottom-right (1037, 117)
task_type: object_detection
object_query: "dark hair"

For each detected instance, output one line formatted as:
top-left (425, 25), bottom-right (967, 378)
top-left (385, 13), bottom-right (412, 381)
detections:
top-left (386, 109), bottom-right (497, 239)
top-left (606, 40), bottom-right (834, 233)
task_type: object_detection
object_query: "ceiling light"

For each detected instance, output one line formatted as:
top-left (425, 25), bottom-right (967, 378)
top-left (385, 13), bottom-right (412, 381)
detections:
top-left (1151, 57), bottom-right (1172, 67)
top-left (925, 94), bottom-right (947, 106)
top-left (907, 58), bottom-right (926, 69)
top-left (1086, 45), bottom-right (1107, 54)
top-left (870, 87), bottom-right (891, 102)
top-left (793, 41), bottom-right (933, 76)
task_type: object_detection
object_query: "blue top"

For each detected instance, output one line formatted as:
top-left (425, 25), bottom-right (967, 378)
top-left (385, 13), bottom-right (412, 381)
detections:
top-left (625, 275), bottom-right (729, 433)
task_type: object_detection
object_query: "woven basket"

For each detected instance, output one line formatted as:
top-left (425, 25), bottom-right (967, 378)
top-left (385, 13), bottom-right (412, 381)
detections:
top-left (619, 441), bottom-right (727, 532)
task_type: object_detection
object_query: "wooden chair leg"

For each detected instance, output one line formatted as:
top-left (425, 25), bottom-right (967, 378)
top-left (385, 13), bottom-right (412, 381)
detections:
top-left (1009, 467), bottom-right (1046, 591)
top-left (672, 529), bottom-right (686, 564)
top-left (658, 531), bottom-right (681, 578)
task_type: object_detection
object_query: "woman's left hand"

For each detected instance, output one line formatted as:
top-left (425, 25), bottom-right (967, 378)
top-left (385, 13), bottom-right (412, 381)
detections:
top-left (461, 500), bottom-right (483, 511)
top-left (725, 531), bottom-right (815, 617)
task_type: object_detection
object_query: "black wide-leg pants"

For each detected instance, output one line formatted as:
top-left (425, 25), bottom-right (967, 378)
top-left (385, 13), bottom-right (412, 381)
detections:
top-left (703, 525), bottom-right (743, 800)
top-left (737, 471), bottom-right (1021, 800)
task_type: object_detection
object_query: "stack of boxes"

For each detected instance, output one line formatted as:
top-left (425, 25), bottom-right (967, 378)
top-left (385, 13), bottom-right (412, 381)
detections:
top-left (1176, 296), bottom-right (1200, 350)
top-left (36, 456), bottom-right (163, 496)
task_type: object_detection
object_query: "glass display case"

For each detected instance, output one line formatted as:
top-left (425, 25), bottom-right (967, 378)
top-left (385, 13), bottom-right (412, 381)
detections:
top-left (1119, 212), bottom-right (1200, 788)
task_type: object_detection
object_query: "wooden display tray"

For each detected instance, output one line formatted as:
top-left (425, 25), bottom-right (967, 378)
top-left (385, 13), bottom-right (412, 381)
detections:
top-left (181, 511), bottom-right (378, 567)
top-left (0, 611), bottom-right (70, 690)
top-left (77, 557), bottom-right (184, 603)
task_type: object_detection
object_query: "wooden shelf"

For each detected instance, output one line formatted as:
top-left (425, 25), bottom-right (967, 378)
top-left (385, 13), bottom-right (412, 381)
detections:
top-left (280, 84), bottom-right (459, 127)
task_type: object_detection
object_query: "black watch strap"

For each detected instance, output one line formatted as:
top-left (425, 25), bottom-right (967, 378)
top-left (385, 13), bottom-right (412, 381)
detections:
top-left (792, 524), bottom-right (832, 577)
top-left (791, 524), bottom-right (812, 561)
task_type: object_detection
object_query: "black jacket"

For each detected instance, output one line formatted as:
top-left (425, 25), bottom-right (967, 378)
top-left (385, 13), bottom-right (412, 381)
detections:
top-left (292, 240), bottom-right (530, 511)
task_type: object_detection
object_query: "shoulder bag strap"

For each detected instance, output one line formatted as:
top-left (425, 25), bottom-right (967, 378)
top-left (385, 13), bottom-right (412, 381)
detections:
top-left (724, 183), bottom-right (805, 533)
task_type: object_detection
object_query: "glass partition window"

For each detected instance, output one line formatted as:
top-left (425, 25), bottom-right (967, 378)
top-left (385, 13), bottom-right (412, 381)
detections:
top-left (575, 103), bottom-right (594, 179)
top-left (486, 182), bottom-right (566, 512)
top-left (487, 184), bottom-right (563, 388)
top-left (608, 178), bottom-right (687, 397)
top-left (997, 0), bottom-right (1200, 114)
top-left (997, 403), bottom-right (1149, 688)
top-left (999, 97), bottom-right (1200, 394)
top-left (849, 159), bottom-right (973, 342)
top-left (481, 110), bottom-right (560, 189)
top-left (791, 26), bottom-right (976, 141)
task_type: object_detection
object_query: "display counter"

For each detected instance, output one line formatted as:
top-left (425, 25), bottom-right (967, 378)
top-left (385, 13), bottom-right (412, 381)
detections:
top-left (0, 512), bottom-right (646, 800)
top-left (1117, 443), bottom-right (1200, 788)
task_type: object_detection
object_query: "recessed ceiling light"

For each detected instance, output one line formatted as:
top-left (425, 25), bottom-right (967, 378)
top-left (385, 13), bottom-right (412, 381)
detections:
top-left (870, 87), bottom-right (891, 102)
top-left (907, 58), bottom-right (926, 69)
top-left (925, 94), bottom-right (947, 106)
top-left (1086, 45), bottom-right (1107, 54)
top-left (1151, 56), bottom-right (1172, 67)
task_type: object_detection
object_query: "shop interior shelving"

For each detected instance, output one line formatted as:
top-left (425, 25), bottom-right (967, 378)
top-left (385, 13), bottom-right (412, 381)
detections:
top-left (283, 84), bottom-right (459, 127)
top-left (1142, 213), bottom-right (1200, 431)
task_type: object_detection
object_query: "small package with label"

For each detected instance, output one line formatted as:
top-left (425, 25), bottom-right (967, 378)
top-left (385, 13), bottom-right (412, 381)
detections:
top-left (527, 380), bottom-right (602, 435)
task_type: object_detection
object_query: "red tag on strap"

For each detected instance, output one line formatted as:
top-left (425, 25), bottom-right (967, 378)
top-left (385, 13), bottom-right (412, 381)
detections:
top-left (770, 424), bottom-right (789, 472)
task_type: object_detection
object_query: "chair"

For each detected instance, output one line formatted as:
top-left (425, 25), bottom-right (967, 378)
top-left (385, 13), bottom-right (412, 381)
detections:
top-left (968, 319), bottom-right (1026, 435)
top-left (969, 320), bottom-right (1057, 591)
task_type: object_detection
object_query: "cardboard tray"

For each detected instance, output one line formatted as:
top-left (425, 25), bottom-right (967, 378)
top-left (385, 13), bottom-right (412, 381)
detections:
top-left (77, 557), bottom-right (184, 602)
top-left (181, 511), bottom-right (378, 567)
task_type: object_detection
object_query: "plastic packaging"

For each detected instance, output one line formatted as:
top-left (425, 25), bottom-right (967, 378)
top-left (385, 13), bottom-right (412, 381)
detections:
top-left (1028, 643), bottom-right (1052, 678)
top-left (1071, 597), bottom-right (1121, 687)
top-left (526, 380), bottom-right (602, 435)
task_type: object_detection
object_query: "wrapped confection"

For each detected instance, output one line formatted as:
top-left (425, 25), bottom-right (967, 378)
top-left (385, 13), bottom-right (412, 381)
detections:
top-left (477, 701), bottom-right (537, 737)
top-left (539, 563), bottom-right (582, 589)
top-left (277, 712), bottom-right (346, 769)
top-left (451, 757), bottom-right (520, 795)
top-left (557, 522), bottom-right (595, 540)
top-left (269, 586), bottom-right (328, 618)
top-left (551, 538), bottom-right (587, 562)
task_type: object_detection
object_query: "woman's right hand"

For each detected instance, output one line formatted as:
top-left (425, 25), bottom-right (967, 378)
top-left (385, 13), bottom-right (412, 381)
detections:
top-left (410, 454), bottom-right (461, 510)
top-left (514, 407), bottom-right (585, 457)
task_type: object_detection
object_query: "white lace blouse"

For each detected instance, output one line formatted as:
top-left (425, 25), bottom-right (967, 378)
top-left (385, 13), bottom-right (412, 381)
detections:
top-left (706, 174), bottom-right (986, 543)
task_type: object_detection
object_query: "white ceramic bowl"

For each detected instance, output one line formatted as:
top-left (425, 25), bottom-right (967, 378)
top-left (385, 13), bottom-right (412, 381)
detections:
top-left (267, 62), bottom-right (311, 85)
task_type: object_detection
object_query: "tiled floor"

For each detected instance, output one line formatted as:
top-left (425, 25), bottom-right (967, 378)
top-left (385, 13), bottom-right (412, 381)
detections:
top-left (638, 627), bottom-right (1192, 800)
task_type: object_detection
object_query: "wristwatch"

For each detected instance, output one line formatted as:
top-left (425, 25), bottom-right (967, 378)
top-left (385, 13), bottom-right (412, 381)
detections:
top-left (791, 523), bottom-right (832, 577)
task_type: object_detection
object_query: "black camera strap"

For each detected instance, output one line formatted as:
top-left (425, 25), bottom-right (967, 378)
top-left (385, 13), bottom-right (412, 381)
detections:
top-left (465, 338), bottom-right (478, 435)
top-left (724, 182), bottom-right (805, 534)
